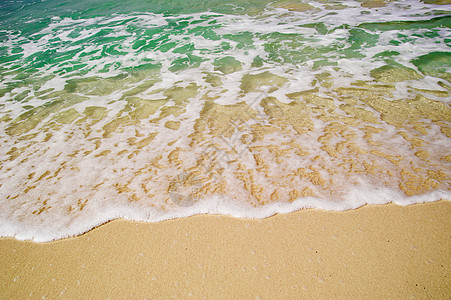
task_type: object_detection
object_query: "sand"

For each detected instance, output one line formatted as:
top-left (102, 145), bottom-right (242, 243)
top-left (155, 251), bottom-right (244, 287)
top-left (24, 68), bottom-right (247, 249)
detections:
top-left (1, 201), bottom-right (450, 299)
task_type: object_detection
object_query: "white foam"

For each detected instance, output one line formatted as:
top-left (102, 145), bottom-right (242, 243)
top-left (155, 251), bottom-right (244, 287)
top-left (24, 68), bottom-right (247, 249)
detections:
top-left (0, 187), bottom-right (448, 242)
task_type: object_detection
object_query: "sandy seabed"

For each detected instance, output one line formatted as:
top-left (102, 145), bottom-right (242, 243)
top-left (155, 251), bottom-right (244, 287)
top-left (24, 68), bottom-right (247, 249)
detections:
top-left (0, 201), bottom-right (450, 299)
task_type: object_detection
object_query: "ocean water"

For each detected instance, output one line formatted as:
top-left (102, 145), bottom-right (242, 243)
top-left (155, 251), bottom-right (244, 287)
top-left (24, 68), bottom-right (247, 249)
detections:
top-left (0, 0), bottom-right (450, 242)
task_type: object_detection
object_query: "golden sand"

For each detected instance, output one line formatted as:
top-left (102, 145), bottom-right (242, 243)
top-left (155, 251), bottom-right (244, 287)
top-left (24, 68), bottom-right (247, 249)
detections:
top-left (1, 201), bottom-right (449, 299)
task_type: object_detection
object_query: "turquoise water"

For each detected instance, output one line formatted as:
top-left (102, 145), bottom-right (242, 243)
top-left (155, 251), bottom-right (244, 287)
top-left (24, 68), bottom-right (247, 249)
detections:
top-left (0, 0), bottom-right (450, 241)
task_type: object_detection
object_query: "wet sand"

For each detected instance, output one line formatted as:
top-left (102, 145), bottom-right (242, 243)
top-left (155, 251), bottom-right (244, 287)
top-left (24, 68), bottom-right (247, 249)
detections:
top-left (1, 201), bottom-right (450, 299)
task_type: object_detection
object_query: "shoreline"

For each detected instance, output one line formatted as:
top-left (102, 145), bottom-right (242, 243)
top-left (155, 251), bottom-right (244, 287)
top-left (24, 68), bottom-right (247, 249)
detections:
top-left (1, 201), bottom-right (450, 298)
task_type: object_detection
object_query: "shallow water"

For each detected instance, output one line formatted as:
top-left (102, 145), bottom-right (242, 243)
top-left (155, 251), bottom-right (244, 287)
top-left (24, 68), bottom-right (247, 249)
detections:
top-left (0, 0), bottom-right (450, 241)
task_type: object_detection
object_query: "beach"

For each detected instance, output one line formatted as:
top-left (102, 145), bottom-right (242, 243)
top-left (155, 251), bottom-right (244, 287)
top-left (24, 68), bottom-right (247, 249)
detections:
top-left (1, 0), bottom-right (450, 241)
top-left (1, 1), bottom-right (450, 298)
top-left (1, 201), bottom-right (449, 299)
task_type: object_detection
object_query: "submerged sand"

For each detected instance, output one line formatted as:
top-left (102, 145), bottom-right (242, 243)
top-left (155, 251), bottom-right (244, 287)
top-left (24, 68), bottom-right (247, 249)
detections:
top-left (1, 201), bottom-right (450, 299)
